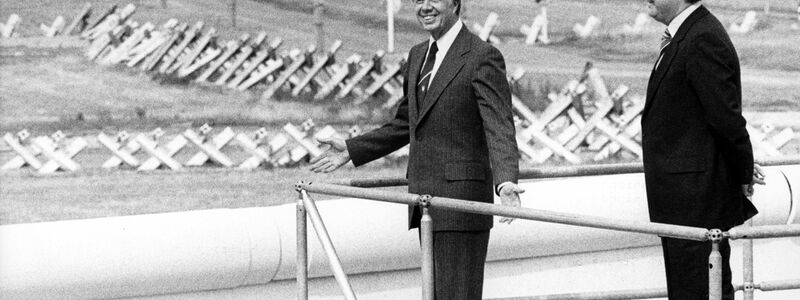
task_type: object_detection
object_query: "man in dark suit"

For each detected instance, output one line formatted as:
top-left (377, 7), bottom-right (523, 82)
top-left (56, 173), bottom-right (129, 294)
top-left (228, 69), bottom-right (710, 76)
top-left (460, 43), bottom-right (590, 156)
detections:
top-left (642, 0), bottom-right (765, 299)
top-left (310, 0), bottom-right (523, 298)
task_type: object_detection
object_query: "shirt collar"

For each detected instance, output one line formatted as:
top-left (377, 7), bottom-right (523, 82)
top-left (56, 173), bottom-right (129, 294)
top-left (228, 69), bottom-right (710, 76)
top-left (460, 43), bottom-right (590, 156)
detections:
top-left (667, 2), bottom-right (701, 37)
top-left (428, 20), bottom-right (462, 55)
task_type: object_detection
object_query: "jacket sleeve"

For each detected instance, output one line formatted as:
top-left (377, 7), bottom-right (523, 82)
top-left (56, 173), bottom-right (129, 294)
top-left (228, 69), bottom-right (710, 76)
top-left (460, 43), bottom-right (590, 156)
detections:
top-left (345, 61), bottom-right (411, 167)
top-left (686, 31), bottom-right (753, 184)
top-left (472, 45), bottom-right (519, 186)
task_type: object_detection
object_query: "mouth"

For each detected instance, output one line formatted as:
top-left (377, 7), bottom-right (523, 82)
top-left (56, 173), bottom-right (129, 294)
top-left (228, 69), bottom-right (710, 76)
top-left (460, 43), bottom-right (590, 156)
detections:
top-left (420, 14), bottom-right (438, 23)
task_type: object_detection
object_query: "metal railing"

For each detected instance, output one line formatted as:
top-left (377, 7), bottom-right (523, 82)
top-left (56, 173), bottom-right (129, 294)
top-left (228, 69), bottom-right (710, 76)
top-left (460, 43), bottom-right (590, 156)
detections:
top-left (294, 157), bottom-right (800, 300)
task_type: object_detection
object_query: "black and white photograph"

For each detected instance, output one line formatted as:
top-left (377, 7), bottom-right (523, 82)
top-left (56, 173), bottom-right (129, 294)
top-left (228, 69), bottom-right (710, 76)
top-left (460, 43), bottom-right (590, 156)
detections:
top-left (1, 0), bottom-right (799, 299)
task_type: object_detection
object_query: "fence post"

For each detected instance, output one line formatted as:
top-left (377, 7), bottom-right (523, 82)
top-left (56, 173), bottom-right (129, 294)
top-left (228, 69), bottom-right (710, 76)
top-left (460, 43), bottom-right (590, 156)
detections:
top-left (314, 0), bottom-right (325, 55)
top-left (743, 219), bottom-right (755, 300)
top-left (386, 0), bottom-right (395, 53)
top-left (230, 0), bottom-right (237, 28)
top-left (419, 195), bottom-right (435, 300)
top-left (300, 190), bottom-right (357, 300)
top-left (296, 187), bottom-right (308, 300)
top-left (708, 229), bottom-right (723, 300)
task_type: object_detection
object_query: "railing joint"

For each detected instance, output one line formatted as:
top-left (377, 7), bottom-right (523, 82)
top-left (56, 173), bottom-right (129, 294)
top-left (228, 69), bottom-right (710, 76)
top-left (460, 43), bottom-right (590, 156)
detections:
top-left (416, 194), bottom-right (433, 208)
top-left (707, 229), bottom-right (724, 242)
top-left (295, 180), bottom-right (311, 192)
top-left (744, 281), bottom-right (756, 292)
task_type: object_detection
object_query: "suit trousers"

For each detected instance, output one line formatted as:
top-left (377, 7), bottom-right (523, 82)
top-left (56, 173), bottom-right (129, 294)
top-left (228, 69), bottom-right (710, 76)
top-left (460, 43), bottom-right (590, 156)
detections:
top-left (661, 237), bottom-right (734, 300)
top-left (419, 230), bottom-right (491, 300)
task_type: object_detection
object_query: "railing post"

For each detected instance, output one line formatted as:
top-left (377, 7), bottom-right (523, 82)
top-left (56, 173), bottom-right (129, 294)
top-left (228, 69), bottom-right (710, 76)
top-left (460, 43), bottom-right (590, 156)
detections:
top-left (708, 229), bottom-right (724, 300)
top-left (300, 190), bottom-right (357, 300)
top-left (386, 0), bottom-right (395, 53)
top-left (743, 219), bottom-right (755, 300)
top-left (418, 195), bottom-right (435, 300)
top-left (230, 0), bottom-right (237, 28)
top-left (296, 186), bottom-right (308, 300)
top-left (313, 0), bottom-right (325, 55)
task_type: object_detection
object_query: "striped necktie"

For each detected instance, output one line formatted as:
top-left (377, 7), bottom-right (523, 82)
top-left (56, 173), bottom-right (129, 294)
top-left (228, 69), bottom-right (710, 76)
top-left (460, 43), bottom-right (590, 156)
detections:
top-left (416, 42), bottom-right (438, 108)
top-left (655, 29), bottom-right (672, 70)
top-left (660, 29), bottom-right (672, 53)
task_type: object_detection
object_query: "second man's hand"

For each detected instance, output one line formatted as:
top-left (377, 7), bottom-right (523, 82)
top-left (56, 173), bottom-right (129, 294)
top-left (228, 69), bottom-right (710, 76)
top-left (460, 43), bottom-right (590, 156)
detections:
top-left (498, 183), bottom-right (525, 224)
top-left (309, 136), bottom-right (351, 173)
top-left (743, 164), bottom-right (767, 198)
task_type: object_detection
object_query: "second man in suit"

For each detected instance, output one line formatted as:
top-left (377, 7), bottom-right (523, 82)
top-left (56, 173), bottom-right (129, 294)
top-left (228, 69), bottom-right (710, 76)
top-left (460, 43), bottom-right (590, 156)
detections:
top-left (642, 0), bottom-right (765, 299)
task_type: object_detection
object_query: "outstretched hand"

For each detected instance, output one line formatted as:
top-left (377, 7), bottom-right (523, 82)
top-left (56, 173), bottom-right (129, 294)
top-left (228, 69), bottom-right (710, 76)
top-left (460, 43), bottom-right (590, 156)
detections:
top-left (309, 136), bottom-right (351, 173)
top-left (498, 183), bottom-right (525, 224)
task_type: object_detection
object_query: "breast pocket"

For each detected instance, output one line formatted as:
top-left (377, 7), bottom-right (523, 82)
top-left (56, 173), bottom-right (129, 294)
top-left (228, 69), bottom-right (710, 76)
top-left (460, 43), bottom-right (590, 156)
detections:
top-left (445, 162), bottom-right (488, 182)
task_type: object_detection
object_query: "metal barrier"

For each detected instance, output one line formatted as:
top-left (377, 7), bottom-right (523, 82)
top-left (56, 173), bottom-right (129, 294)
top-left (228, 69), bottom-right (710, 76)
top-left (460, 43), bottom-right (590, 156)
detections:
top-left (294, 158), bottom-right (800, 300)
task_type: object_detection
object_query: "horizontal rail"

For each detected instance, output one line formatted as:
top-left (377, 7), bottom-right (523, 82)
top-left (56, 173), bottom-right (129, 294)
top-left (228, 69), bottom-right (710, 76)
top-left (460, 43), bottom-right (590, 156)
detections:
top-left (727, 224), bottom-right (800, 240)
top-left (735, 279), bottom-right (800, 292)
top-left (756, 155), bottom-right (800, 166)
top-left (488, 288), bottom-right (666, 300)
top-left (757, 279), bottom-right (800, 291)
top-left (518, 162), bottom-right (641, 179)
top-left (300, 182), bottom-right (419, 204)
top-left (297, 182), bottom-right (710, 241)
top-left (489, 279), bottom-right (800, 300)
top-left (328, 176), bottom-right (408, 188)
top-left (328, 156), bottom-right (800, 188)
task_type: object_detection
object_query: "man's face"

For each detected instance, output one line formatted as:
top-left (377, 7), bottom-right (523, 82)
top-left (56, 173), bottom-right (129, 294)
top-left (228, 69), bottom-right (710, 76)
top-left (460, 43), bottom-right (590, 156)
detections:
top-left (645, 0), bottom-right (687, 25)
top-left (415, 0), bottom-right (459, 39)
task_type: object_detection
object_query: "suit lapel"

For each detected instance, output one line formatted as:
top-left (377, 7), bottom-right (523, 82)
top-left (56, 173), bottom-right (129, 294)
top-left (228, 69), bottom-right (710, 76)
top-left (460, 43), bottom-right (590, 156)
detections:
top-left (407, 43), bottom-right (427, 121)
top-left (643, 6), bottom-right (709, 118)
top-left (644, 42), bottom-right (678, 114)
top-left (416, 26), bottom-right (470, 127)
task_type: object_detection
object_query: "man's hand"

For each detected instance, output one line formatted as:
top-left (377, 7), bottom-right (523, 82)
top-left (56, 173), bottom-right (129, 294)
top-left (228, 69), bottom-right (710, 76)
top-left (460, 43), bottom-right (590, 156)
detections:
top-left (309, 136), bottom-right (351, 173)
top-left (752, 164), bottom-right (766, 185)
top-left (743, 164), bottom-right (766, 198)
top-left (498, 183), bottom-right (525, 224)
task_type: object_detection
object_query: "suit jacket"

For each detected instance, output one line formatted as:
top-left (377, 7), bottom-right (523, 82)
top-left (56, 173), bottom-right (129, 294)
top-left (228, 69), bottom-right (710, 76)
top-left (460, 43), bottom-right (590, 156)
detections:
top-left (642, 6), bottom-right (756, 230)
top-left (346, 25), bottom-right (519, 232)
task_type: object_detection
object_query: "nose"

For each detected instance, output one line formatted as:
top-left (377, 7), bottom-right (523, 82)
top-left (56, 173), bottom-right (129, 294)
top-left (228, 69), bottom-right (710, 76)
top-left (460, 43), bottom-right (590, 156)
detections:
top-left (418, 0), bottom-right (433, 10)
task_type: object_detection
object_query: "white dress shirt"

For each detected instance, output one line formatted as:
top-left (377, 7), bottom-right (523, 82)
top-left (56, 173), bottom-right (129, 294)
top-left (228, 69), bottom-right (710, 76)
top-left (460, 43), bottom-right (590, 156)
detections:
top-left (667, 2), bottom-right (701, 38)
top-left (656, 2), bottom-right (701, 68)
top-left (421, 20), bottom-right (515, 195)
top-left (422, 20), bottom-right (463, 88)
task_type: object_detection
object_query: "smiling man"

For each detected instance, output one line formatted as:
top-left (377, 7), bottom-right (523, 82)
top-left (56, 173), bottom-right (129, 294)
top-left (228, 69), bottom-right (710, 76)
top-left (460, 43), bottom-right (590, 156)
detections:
top-left (641, 1), bottom-right (764, 299)
top-left (310, 0), bottom-right (523, 298)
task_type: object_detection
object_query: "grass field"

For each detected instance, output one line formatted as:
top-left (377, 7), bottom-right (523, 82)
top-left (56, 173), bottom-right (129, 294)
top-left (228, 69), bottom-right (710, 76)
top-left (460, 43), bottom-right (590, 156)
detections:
top-left (1, 0), bottom-right (799, 225)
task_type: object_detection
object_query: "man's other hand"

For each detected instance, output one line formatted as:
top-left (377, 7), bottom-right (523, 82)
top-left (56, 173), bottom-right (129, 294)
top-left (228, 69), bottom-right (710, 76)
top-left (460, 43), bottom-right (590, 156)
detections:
top-left (309, 136), bottom-right (351, 173)
top-left (743, 164), bottom-right (766, 198)
top-left (498, 183), bottom-right (525, 224)
top-left (752, 164), bottom-right (766, 185)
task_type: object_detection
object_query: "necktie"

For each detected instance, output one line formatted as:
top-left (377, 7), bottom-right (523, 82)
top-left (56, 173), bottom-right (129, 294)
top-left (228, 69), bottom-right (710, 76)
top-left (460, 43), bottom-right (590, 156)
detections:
top-left (416, 42), bottom-right (438, 109)
top-left (655, 29), bottom-right (672, 69)
top-left (660, 29), bottom-right (672, 53)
